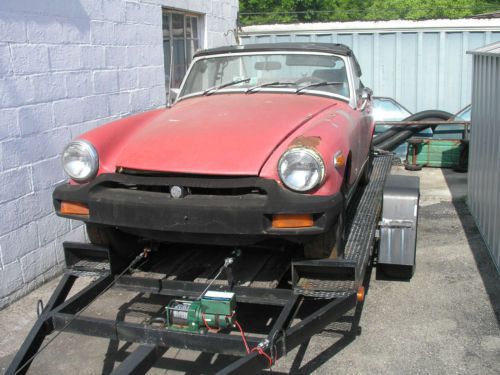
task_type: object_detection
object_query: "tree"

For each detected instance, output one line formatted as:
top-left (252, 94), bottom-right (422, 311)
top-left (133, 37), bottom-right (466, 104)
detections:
top-left (238, 0), bottom-right (500, 25)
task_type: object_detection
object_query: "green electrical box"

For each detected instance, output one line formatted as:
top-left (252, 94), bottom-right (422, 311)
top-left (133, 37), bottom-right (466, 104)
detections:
top-left (407, 139), bottom-right (464, 168)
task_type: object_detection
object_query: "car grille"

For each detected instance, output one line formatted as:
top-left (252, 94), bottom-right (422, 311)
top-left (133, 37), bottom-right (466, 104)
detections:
top-left (114, 168), bottom-right (267, 197)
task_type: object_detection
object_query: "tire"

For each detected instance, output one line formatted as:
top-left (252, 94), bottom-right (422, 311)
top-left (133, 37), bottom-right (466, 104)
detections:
top-left (86, 224), bottom-right (142, 261)
top-left (360, 144), bottom-right (374, 185)
top-left (405, 163), bottom-right (422, 171)
top-left (304, 201), bottom-right (347, 259)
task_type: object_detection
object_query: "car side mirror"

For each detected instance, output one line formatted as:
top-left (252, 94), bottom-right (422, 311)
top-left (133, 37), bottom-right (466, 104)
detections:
top-left (169, 88), bottom-right (180, 105)
top-left (359, 87), bottom-right (372, 111)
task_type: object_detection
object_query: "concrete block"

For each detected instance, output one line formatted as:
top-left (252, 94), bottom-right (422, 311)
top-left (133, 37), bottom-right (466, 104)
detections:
top-left (93, 70), bottom-right (119, 94)
top-left (130, 88), bottom-right (150, 113)
top-left (149, 84), bottom-right (166, 108)
top-left (137, 66), bottom-right (163, 88)
top-left (0, 261), bottom-right (23, 297)
top-left (135, 24), bottom-right (160, 45)
top-left (108, 92), bottom-right (131, 115)
top-left (65, 71), bottom-right (93, 98)
top-left (10, 44), bottom-right (50, 74)
top-left (90, 20), bottom-right (115, 45)
top-left (148, 44), bottom-right (164, 65)
top-left (0, 190), bottom-right (53, 236)
top-left (105, 46), bottom-right (128, 68)
top-left (31, 73), bottom-right (66, 103)
top-left (61, 19), bottom-right (91, 44)
top-left (31, 156), bottom-right (66, 191)
top-left (81, 45), bottom-right (105, 69)
top-left (0, 43), bottom-right (12, 76)
top-left (114, 22), bottom-right (138, 46)
top-left (20, 241), bottom-right (57, 283)
top-left (125, 2), bottom-right (157, 24)
top-left (0, 75), bottom-right (35, 107)
top-left (102, 0), bottom-right (125, 22)
top-left (82, 94), bottom-right (109, 121)
top-left (18, 103), bottom-right (53, 136)
top-left (0, 222), bottom-right (38, 265)
top-left (37, 213), bottom-right (70, 246)
top-left (127, 45), bottom-right (148, 67)
top-left (27, 17), bottom-right (64, 44)
top-left (118, 69), bottom-right (137, 91)
top-left (0, 14), bottom-right (27, 43)
top-left (53, 98), bottom-right (84, 126)
top-left (49, 44), bottom-right (81, 71)
top-left (0, 108), bottom-right (20, 141)
top-left (1, 127), bottom-right (71, 170)
top-left (0, 167), bottom-right (32, 204)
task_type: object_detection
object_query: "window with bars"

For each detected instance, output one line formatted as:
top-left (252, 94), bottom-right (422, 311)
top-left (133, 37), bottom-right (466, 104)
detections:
top-left (162, 10), bottom-right (201, 96)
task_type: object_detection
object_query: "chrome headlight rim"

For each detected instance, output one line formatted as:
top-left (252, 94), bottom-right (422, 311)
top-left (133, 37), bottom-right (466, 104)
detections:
top-left (278, 147), bottom-right (326, 192)
top-left (62, 140), bottom-right (99, 182)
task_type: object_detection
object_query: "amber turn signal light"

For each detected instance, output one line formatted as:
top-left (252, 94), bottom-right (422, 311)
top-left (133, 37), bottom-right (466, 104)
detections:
top-left (272, 214), bottom-right (314, 228)
top-left (333, 151), bottom-right (345, 168)
top-left (357, 286), bottom-right (365, 302)
top-left (60, 201), bottom-right (89, 216)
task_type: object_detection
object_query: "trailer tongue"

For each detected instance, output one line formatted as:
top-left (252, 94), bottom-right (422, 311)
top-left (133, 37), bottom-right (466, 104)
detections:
top-left (6, 154), bottom-right (420, 375)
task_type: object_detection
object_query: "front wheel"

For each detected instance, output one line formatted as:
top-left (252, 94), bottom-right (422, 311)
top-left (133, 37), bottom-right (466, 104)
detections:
top-left (86, 224), bottom-right (142, 261)
top-left (304, 203), bottom-right (347, 259)
top-left (360, 144), bottom-right (374, 185)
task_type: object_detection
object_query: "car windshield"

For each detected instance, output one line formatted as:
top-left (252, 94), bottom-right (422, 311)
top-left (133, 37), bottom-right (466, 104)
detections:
top-left (372, 97), bottom-right (412, 122)
top-left (179, 53), bottom-right (350, 99)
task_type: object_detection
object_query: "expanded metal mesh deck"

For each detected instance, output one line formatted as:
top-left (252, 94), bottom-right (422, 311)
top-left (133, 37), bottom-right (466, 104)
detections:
top-left (296, 155), bottom-right (394, 298)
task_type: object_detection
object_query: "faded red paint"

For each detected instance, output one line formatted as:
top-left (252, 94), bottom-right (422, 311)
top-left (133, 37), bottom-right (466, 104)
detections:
top-left (77, 92), bottom-right (374, 196)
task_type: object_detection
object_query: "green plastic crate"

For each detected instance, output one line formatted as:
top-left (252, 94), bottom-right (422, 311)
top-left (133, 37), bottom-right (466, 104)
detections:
top-left (407, 139), bottom-right (462, 168)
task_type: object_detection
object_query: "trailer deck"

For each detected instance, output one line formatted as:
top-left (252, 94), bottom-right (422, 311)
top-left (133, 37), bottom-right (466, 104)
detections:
top-left (6, 155), bottom-right (410, 375)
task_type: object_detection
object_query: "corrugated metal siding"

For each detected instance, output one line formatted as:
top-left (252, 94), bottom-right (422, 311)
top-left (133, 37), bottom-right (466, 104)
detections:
top-left (468, 45), bottom-right (500, 273)
top-left (241, 30), bottom-right (500, 113)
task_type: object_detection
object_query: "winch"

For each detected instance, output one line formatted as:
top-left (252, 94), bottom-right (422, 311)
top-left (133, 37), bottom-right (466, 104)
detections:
top-left (166, 291), bottom-right (236, 332)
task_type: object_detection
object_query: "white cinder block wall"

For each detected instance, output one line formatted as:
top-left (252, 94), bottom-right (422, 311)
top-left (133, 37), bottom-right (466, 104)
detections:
top-left (0, 0), bottom-right (238, 308)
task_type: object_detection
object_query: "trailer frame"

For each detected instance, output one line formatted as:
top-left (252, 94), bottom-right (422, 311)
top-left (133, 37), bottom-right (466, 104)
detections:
top-left (6, 155), bottom-right (410, 375)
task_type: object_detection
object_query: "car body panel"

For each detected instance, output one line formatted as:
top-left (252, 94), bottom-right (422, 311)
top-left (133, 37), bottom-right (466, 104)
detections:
top-left (56, 43), bottom-right (375, 246)
top-left (113, 93), bottom-right (337, 176)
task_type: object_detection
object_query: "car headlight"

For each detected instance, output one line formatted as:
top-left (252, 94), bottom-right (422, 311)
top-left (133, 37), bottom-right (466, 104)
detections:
top-left (278, 148), bottom-right (325, 192)
top-left (62, 140), bottom-right (99, 182)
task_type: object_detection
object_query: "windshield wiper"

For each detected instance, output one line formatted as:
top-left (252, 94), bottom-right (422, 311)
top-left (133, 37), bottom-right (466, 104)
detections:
top-left (295, 81), bottom-right (343, 94)
top-left (203, 78), bottom-right (251, 96)
top-left (245, 81), bottom-right (297, 94)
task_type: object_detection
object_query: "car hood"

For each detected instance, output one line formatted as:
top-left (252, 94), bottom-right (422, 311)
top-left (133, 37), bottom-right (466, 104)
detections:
top-left (116, 93), bottom-right (337, 175)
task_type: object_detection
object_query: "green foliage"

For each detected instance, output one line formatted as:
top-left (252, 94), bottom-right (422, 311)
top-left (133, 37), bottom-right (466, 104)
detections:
top-left (239, 0), bottom-right (500, 25)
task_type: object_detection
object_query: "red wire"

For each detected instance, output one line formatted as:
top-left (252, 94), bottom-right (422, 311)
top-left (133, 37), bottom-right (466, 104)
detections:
top-left (202, 312), bottom-right (221, 333)
top-left (233, 320), bottom-right (251, 353)
top-left (234, 319), bottom-right (273, 368)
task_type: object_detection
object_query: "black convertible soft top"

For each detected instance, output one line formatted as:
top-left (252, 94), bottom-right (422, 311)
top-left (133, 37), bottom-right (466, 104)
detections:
top-left (194, 42), bottom-right (354, 58)
top-left (193, 43), bottom-right (362, 76)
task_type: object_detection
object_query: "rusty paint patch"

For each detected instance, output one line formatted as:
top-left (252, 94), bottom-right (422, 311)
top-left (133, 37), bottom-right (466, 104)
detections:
top-left (289, 135), bottom-right (321, 149)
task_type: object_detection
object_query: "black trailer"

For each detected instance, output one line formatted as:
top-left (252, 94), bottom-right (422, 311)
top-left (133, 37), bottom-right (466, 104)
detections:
top-left (6, 154), bottom-right (420, 375)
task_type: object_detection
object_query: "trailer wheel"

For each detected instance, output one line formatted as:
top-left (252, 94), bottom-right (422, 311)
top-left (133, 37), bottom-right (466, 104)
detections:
top-left (86, 224), bottom-right (141, 260)
top-left (304, 202), bottom-right (346, 259)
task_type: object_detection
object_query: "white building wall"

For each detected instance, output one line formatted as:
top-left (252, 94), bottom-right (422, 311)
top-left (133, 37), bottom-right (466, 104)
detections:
top-left (0, 0), bottom-right (238, 308)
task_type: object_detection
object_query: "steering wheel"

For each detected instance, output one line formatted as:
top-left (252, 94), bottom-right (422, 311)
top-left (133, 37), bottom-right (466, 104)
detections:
top-left (294, 76), bottom-right (325, 85)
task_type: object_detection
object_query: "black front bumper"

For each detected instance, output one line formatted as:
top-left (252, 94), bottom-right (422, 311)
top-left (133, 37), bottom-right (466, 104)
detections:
top-left (53, 173), bottom-right (343, 245)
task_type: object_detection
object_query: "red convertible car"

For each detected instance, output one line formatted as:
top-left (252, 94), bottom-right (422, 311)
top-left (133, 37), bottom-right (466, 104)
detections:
top-left (54, 43), bottom-right (375, 260)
